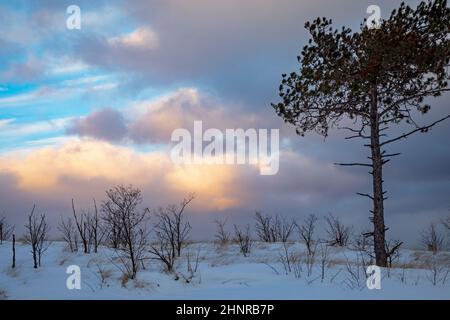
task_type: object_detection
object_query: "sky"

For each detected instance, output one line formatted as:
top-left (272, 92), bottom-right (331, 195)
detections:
top-left (0, 0), bottom-right (449, 247)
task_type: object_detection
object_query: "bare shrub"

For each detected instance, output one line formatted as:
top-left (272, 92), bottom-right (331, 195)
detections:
top-left (342, 244), bottom-right (373, 290)
top-left (90, 199), bottom-right (103, 253)
top-left (255, 212), bottom-right (294, 243)
top-left (304, 243), bottom-right (317, 277)
top-left (325, 214), bottom-right (351, 247)
top-left (72, 199), bottom-right (92, 253)
top-left (178, 248), bottom-right (201, 283)
top-left (149, 237), bottom-right (177, 273)
top-left (255, 211), bottom-right (272, 242)
top-left (273, 215), bottom-right (296, 243)
top-left (425, 256), bottom-right (450, 286)
top-left (343, 254), bottom-right (367, 290)
top-left (71, 199), bottom-right (104, 254)
top-left (442, 217), bottom-right (450, 232)
top-left (385, 239), bottom-right (403, 268)
top-left (149, 195), bottom-right (195, 272)
top-left (318, 242), bottom-right (330, 282)
top-left (421, 223), bottom-right (444, 254)
top-left (102, 185), bottom-right (149, 279)
top-left (279, 243), bottom-right (302, 278)
top-left (254, 211), bottom-right (274, 242)
top-left (24, 205), bottom-right (50, 268)
top-left (399, 264), bottom-right (408, 284)
top-left (291, 257), bottom-right (303, 279)
top-left (154, 194), bottom-right (194, 257)
top-left (234, 224), bottom-right (252, 257)
top-left (0, 217), bottom-right (14, 244)
top-left (58, 216), bottom-right (78, 252)
top-left (296, 214), bottom-right (318, 256)
top-left (214, 218), bottom-right (230, 245)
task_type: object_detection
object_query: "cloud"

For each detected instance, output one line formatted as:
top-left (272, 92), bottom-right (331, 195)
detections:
top-left (0, 86), bottom-right (72, 108)
top-left (0, 118), bottom-right (70, 139)
top-left (49, 59), bottom-right (89, 75)
top-left (61, 75), bottom-right (114, 87)
top-left (68, 108), bottom-right (128, 142)
top-left (1, 56), bottom-right (44, 83)
top-left (0, 138), bottom-right (366, 237)
top-left (108, 27), bottom-right (159, 49)
top-left (69, 0), bottom-right (402, 104)
top-left (0, 119), bottom-right (15, 129)
top-left (0, 139), bottom-right (243, 211)
top-left (67, 87), bottom-right (284, 144)
top-left (0, 76), bottom-right (118, 108)
top-left (128, 88), bottom-right (232, 144)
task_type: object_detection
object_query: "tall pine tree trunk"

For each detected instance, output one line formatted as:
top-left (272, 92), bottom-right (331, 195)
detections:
top-left (370, 88), bottom-right (388, 267)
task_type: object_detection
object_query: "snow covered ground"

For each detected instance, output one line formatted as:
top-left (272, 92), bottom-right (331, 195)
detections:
top-left (1, 241), bottom-right (449, 300)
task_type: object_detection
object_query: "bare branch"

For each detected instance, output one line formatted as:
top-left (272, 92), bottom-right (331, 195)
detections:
top-left (381, 152), bottom-right (401, 158)
top-left (356, 192), bottom-right (374, 200)
top-left (381, 115), bottom-right (450, 146)
top-left (334, 162), bottom-right (373, 167)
